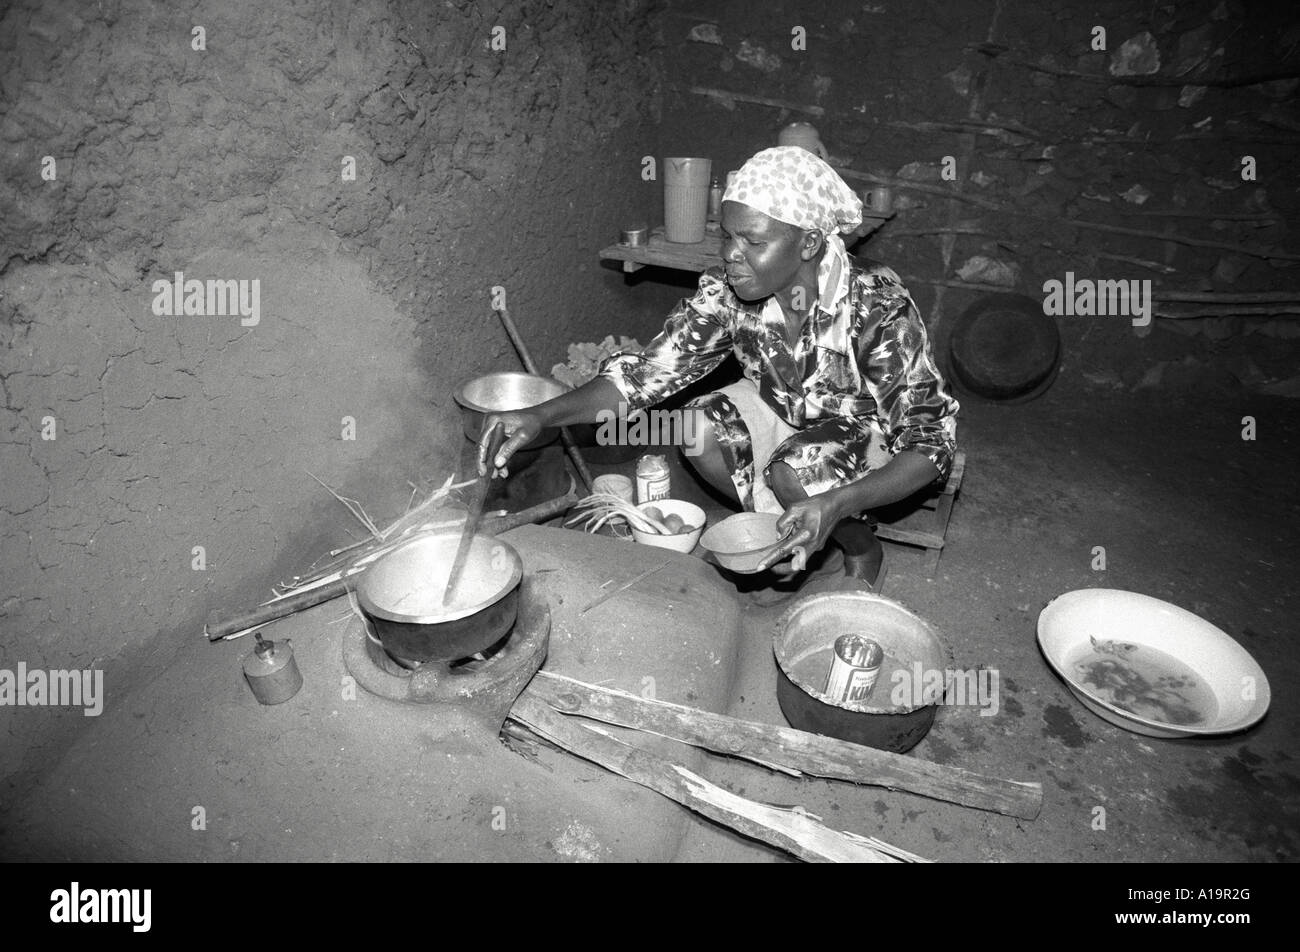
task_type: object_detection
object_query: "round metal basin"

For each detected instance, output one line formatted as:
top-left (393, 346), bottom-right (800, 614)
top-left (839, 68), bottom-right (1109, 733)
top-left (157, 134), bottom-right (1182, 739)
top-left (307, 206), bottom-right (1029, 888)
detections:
top-left (453, 372), bottom-right (568, 449)
top-left (773, 591), bottom-right (952, 753)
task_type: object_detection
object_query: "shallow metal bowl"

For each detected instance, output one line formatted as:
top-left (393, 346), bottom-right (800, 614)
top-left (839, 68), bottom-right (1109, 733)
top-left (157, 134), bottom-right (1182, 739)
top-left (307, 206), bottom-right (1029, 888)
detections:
top-left (700, 512), bottom-right (787, 573)
top-left (454, 372), bottom-right (569, 447)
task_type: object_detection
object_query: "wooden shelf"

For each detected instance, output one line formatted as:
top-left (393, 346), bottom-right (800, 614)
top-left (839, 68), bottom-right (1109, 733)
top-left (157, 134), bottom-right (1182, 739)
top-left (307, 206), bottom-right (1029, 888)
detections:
top-left (600, 217), bottom-right (894, 274)
top-left (875, 451), bottom-right (966, 576)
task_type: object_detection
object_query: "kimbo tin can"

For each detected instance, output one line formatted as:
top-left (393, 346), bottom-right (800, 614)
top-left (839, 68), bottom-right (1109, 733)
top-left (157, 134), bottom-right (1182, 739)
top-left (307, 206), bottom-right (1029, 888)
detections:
top-left (824, 634), bottom-right (884, 703)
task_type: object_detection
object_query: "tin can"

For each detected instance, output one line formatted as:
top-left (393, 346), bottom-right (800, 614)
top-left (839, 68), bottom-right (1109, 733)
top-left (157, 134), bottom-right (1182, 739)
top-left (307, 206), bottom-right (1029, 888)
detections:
top-left (243, 633), bottom-right (303, 705)
top-left (707, 175), bottom-right (723, 221)
top-left (635, 454), bottom-right (671, 504)
top-left (824, 634), bottom-right (884, 703)
top-left (864, 186), bottom-right (894, 215)
top-left (593, 473), bottom-right (635, 504)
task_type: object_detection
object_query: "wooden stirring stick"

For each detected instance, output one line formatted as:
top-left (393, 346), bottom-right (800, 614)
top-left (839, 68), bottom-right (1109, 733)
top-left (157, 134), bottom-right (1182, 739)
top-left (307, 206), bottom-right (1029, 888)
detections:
top-left (444, 422), bottom-right (504, 606)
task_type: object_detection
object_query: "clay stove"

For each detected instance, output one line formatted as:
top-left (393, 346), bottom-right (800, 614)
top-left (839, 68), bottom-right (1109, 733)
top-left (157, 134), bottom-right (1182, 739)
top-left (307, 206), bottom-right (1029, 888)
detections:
top-left (342, 578), bottom-right (550, 732)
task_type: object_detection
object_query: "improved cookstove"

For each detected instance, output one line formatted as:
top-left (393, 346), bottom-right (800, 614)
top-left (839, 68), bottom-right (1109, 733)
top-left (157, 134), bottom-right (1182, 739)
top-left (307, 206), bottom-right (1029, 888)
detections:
top-left (342, 578), bottom-right (550, 731)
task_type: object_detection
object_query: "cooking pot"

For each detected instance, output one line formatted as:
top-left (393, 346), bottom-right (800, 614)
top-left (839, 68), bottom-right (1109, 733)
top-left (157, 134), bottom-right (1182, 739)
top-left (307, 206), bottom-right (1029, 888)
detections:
top-left (356, 532), bottom-right (523, 663)
top-left (773, 591), bottom-right (952, 752)
top-left (454, 372), bottom-right (569, 450)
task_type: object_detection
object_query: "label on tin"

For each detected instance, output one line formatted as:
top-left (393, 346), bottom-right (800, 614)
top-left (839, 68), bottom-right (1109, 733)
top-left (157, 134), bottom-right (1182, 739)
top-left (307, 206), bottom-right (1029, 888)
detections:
top-left (635, 454), bottom-right (670, 504)
top-left (636, 475), bottom-right (670, 504)
top-left (825, 635), bottom-right (883, 703)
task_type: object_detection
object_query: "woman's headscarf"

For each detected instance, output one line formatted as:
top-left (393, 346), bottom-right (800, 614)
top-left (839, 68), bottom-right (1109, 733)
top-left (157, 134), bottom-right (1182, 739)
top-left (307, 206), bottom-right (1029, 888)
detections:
top-left (722, 147), bottom-right (862, 303)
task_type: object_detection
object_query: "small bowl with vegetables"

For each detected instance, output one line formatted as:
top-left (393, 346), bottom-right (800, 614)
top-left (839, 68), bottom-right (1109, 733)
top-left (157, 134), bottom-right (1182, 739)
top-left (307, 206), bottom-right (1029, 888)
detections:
top-left (567, 493), bottom-right (706, 553)
top-left (631, 500), bottom-right (706, 553)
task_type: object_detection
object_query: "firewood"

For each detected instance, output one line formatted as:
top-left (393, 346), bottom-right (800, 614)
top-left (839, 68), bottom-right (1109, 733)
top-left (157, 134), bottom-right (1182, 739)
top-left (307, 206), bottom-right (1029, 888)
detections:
top-left (509, 690), bottom-right (927, 863)
top-left (528, 671), bottom-right (1043, 819)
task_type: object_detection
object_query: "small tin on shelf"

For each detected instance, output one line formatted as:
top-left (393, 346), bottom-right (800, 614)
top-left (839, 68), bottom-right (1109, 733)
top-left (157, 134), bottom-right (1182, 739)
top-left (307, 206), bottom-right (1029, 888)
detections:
top-left (620, 223), bottom-right (648, 247)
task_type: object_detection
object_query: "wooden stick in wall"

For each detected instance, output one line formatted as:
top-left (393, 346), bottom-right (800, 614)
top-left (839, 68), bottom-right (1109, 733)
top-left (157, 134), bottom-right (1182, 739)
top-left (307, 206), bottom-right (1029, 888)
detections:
top-left (494, 306), bottom-right (595, 493)
top-left (673, 84), bottom-right (825, 116)
top-left (838, 167), bottom-right (1300, 262)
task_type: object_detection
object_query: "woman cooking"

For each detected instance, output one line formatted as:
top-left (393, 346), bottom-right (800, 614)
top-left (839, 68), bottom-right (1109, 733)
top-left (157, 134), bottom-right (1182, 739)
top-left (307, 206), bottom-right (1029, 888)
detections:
top-left (479, 147), bottom-right (959, 590)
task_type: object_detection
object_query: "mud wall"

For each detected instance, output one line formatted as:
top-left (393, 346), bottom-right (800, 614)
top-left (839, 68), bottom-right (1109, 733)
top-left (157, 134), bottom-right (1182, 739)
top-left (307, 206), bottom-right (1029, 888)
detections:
top-left (0, 0), bottom-right (664, 788)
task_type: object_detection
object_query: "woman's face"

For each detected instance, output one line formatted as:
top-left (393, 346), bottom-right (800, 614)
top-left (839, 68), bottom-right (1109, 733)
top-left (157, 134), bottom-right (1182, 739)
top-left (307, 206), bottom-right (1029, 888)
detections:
top-left (720, 201), bottom-right (809, 302)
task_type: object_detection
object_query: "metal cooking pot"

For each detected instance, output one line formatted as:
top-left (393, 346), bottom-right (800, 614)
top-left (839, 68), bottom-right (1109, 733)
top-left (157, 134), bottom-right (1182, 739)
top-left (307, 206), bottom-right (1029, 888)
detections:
top-left (773, 591), bottom-right (953, 753)
top-left (453, 372), bottom-right (569, 450)
top-left (356, 532), bottom-right (523, 664)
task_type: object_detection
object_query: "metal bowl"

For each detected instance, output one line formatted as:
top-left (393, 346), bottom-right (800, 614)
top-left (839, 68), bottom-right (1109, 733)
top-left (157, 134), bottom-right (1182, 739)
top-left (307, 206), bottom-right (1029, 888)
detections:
top-left (773, 591), bottom-right (952, 752)
top-left (700, 512), bottom-right (794, 573)
top-left (453, 372), bottom-right (569, 448)
top-left (357, 533), bottom-right (523, 663)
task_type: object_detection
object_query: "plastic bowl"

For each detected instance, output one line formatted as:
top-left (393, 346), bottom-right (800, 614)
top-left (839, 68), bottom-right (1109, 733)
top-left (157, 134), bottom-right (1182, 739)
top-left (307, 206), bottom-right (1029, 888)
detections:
top-left (1038, 588), bottom-right (1270, 737)
top-left (631, 500), bottom-right (705, 553)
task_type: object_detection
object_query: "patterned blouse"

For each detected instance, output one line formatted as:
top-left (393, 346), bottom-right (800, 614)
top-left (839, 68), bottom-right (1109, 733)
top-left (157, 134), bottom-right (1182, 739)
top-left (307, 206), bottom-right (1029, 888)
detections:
top-left (600, 256), bottom-right (959, 482)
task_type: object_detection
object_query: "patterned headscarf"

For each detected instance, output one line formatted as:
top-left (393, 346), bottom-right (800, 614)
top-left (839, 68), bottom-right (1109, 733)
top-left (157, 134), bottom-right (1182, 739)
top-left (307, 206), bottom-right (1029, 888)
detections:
top-left (722, 147), bottom-right (863, 307)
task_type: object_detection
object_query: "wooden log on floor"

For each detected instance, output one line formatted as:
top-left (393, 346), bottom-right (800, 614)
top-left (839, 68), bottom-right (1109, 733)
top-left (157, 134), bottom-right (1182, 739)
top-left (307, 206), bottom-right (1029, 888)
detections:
top-left (528, 670), bottom-right (1042, 820)
top-left (509, 691), bottom-right (926, 863)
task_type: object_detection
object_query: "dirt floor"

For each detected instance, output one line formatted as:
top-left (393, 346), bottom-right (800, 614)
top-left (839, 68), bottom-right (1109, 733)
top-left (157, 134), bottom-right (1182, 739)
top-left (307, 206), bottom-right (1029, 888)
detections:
top-left (1, 349), bottom-right (1295, 863)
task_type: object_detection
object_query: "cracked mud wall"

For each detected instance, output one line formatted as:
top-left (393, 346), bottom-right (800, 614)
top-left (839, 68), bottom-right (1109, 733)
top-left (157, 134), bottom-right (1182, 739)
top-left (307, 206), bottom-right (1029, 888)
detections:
top-left (0, 0), bottom-right (663, 788)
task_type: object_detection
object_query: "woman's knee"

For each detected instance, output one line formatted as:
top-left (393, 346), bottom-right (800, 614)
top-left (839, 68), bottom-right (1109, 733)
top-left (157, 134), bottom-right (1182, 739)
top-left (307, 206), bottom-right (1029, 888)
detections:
top-left (767, 460), bottom-right (807, 507)
top-left (683, 409), bottom-right (729, 482)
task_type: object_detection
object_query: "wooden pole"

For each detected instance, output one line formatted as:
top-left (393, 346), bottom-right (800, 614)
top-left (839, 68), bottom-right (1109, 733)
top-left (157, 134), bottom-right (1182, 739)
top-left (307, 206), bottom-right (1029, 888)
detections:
top-left (494, 306), bottom-right (595, 494)
top-left (1152, 291), bottom-right (1300, 304)
top-left (1155, 306), bottom-right (1300, 318)
top-left (673, 84), bottom-right (825, 116)
top-left (528, 670), bottom-right (1043, 820)
top-left (1060, 219), bottom-right (1300, 262)
top-left (834, 167), bottom-right (1300, 262)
